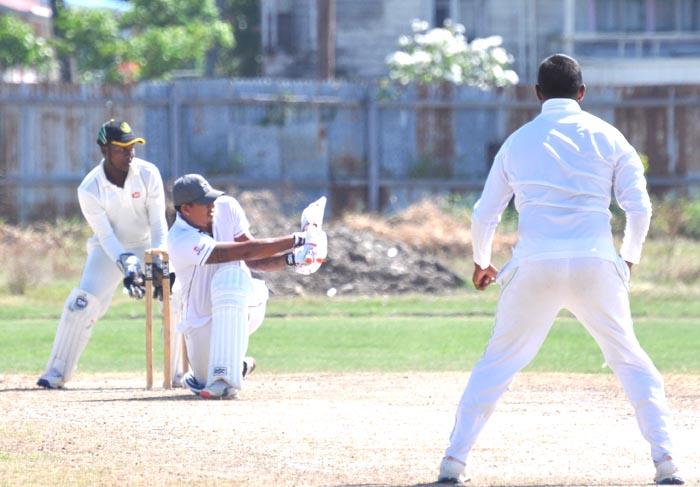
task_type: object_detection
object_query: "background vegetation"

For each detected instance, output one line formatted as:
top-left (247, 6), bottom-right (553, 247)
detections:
top-left (1, 197), bottom-right (699, 376)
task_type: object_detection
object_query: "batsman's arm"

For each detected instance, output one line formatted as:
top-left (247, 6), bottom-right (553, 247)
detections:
top-left (207, 236), bottom-right (295, 264)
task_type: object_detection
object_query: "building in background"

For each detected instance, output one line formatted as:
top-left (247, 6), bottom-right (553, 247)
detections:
top-left (261, 0), bottom-right (700, 86)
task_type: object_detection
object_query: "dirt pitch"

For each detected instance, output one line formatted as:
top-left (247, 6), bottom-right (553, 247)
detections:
top-left (1, 372), bottom-right (697, 487)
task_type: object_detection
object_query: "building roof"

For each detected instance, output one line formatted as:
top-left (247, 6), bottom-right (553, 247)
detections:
top-left (0, 0), bottom-right (51, 17)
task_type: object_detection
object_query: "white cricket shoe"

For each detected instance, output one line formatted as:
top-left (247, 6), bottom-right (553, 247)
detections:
top-left (655, 456), bottom-right (684, 485)
top-left (200, 379), bottom-right (238, 400)
top-left (37, 369), bottom-right (65, 389)
top-left (438, 456), bottom-right (469, 483)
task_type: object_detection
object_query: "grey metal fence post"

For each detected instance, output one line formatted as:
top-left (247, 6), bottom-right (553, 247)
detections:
top-left (367, 85), bottom-right (379, 213)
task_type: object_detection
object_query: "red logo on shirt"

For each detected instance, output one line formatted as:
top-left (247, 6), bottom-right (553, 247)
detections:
top-left (132, 192), bottom-right (140, 198)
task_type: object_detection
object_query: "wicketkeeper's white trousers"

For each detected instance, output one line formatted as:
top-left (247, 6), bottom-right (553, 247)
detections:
top-left (445, 257), bottom-right (676, 465)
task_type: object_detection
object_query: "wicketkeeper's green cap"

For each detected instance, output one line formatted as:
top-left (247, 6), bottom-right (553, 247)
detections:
top-left (97, 119), bottom-right (145, 147)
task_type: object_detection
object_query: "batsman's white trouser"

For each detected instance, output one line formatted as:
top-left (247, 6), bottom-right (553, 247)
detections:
top-left (44, 288), bottom-right (101, 381)
top-left (445, 257), bottom-right (676, 465)
top-left (184, 270), bottom-right (268, 387)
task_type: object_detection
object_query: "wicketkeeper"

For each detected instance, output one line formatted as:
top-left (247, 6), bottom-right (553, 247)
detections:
top-left (168, 174), bottom-right (327, 399)
top-left (37, 120), bottom-right (185, 389)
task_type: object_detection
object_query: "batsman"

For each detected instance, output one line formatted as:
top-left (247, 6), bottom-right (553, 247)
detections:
top-left (168, 174), bottom-right (327, 399)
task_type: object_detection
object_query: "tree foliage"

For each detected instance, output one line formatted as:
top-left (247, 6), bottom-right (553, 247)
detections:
top-left (52, 0), bottom-right (236, 82)
top-left (0, 14), bottom-right (54, 73)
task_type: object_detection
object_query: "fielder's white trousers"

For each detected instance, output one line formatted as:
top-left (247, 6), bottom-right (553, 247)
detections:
top-left (445, 257), bottom-right (676, 465)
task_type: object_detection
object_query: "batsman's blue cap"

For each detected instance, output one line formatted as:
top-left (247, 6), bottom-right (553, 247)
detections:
top-left (173, 174), bottom-right (224, 206)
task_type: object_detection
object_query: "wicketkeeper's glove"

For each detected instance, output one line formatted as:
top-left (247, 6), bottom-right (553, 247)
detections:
top-left (151, 263), bottom-right (176, 302)
top-left (117, 253), bottom-right (146, 300)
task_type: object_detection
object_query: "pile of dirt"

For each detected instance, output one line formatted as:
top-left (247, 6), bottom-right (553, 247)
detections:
top-left (237, 191), bottom-right (475, 296)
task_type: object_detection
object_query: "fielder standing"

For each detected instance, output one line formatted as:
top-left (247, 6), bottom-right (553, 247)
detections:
top-left (438, 54), bottom-right (684, 485)
top-left (168, 174), bottom-right (326, 399)
top-left (37, 119), bottom-right (184, 389)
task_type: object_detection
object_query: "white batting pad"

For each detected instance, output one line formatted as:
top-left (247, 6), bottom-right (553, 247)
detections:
top-left (208, 265), bottom-right (252, 390)
top-left (301, 196), bottom-right (327, 230)
top-left (248, 278), bottom-right (270, 335)
top-left (45, 288), bottom-right (100, 381)
top-left (162, 283), bottom-right (185, 379)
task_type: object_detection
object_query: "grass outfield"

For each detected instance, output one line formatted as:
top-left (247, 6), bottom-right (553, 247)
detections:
top-left (1, 283), bottom-right (699, 375)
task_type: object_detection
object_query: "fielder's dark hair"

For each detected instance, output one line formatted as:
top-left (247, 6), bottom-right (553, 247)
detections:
top-left (537, 54), bottom-right (582, 100)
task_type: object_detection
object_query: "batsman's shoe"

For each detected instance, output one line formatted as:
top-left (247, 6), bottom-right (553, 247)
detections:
top-left (200, 379), bottom-right (238, 400)
top-left (243, 356), bottom-right (256, 377)
top-left (654, 456), bottom-right (684, 485)
top-left (438, 456), bottom-right (470, 484)
top-left (184, 372), bottom-right (205, 396)
top-left (37, 369), bottom-right (65, 389)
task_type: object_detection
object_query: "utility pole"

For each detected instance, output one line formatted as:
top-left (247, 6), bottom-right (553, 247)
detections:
top-left (317, 0), bottom-right (335, 79)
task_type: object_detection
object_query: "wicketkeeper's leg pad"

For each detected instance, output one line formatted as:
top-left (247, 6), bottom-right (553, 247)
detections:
top-left (44, 288), bottom-right (100, 382)
top-left (207, 265), bottom-right (252, 390)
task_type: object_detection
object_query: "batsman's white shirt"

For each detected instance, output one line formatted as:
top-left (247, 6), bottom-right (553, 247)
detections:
top-left (471, 98), bottom-right (652, 269)
top-left (78, 157), bottom-right (168, 263)
top-left (168, 195), bottom-right (257, 330)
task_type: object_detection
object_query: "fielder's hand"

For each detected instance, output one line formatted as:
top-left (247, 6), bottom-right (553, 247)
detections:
top-left (473, 263), bottom-right (498, 291)
top-left (117, 253), bottom-right (146, 299)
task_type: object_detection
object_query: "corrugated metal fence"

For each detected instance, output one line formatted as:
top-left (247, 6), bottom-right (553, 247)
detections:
top-left (2, 80), bottom-right (700, 223)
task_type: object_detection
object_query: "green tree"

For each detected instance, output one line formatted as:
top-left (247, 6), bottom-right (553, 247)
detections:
top-left (120, 0), bottom-right (233, 80)
top-left (53, 8), bottom-right (121, 82)
top-left (0, 14), bottom-right (54, 75)
top-left (53, 0), bottom-right (235, 82)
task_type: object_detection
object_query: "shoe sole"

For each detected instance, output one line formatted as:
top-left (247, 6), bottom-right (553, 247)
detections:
top-left (37, 379), bottom-right (63, 389)
top-left (657, 477), bottom-right (685, 485)
top-left (199, 390), bottom-right (238, 400)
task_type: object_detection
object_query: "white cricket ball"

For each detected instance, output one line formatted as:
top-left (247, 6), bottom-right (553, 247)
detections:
top-left (326, 287), bottom-right (337, 297)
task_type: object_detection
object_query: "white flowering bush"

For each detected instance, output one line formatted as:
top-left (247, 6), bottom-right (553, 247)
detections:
top-left (385, 19), bottom-right (519, 89)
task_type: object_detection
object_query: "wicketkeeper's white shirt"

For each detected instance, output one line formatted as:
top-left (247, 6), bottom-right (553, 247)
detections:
top-left (472, 98), bottom-right (652, 269)
top-left (168, 195), bottom-right (253, 329)
top-left (78, 157), bottom-right (168, 263)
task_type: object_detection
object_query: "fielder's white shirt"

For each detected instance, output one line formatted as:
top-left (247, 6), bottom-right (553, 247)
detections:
top-left (78, 157), bottom-right (168, 263)
top-left (472, 98), bottom-right (652, 268)
top-left (168, 195), bottom-right (252, 329)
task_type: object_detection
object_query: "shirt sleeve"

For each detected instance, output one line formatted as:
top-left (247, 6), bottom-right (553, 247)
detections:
top-left (471, 144), bottom-right (514, 269)
top-left (78, 186), bottom-right (125, 263)
top-left (613, 141), bottom-right (652, 264)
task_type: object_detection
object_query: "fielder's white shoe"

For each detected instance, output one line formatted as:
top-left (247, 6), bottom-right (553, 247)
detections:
top-left (654, 456), bottom-right (684, 485)
top-left (438, 456), bottom-right (469, 483)
top-left (37, 369), bottom-right (65, 389)
top-left (200, 379), bottom-right (238, 400)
